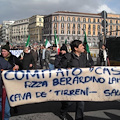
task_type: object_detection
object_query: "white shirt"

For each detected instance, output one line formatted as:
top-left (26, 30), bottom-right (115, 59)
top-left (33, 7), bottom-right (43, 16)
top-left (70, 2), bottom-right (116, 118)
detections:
top-left (103, 49), bottom-right (107, 61)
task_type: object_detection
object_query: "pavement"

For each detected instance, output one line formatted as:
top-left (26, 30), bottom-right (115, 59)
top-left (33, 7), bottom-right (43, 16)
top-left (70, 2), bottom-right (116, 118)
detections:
top-left (9, 101), bottom-right (120, 120)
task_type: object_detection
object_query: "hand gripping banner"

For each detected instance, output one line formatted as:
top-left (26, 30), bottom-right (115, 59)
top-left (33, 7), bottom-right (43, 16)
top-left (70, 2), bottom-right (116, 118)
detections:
top-left (2, 66), bottom-right (120, 107)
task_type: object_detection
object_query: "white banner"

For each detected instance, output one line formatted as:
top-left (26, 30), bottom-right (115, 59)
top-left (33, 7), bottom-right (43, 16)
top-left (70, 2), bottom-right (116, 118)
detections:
top-left (10, 50), bottom-right (23, 57)
top-left (2, 66), bottom-right (120, 107)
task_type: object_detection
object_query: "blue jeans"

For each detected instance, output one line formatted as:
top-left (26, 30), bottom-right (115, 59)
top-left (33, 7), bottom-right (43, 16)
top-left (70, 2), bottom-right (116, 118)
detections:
top-left (49, 63), bottom-right (55, 70)
top-left (0, 97), bottom-right (10, 120)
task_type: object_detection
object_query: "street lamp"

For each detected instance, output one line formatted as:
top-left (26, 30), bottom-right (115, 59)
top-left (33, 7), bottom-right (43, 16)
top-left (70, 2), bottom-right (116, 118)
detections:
top-left (98, 33), bottom-right (103, 49)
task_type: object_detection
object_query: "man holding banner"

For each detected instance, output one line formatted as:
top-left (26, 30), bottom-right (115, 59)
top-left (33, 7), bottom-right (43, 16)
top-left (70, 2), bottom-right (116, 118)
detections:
top-left (60, 40), bottom-right (88, 120)
top-left (1, 44), bottom-right (22, 70)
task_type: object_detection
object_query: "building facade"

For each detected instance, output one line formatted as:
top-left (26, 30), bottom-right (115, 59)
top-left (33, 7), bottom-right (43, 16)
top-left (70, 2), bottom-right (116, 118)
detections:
top-left (107, 13), bottom-right (120, 37)
top-left (2, 21), bottom-right (14, 44)
top-left (11, 18), bottom-right (29, 45)
top-left (29, 15), bottom-right (44, 44)
top-left (43, 11), bottom-right (120, 48)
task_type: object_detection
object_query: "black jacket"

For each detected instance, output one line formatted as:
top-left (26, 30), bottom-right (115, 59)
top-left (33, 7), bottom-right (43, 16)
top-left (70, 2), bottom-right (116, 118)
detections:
top-left (68, 52), bottom-right (87, 68)
top-left (55, 53), bottom-right (71, 69)
top-left (22, 52), bottom-right (35, 70)
top-left (0, 53), bottom-right (22, 70)
top-left (0, 57), bottom-right (12, 97)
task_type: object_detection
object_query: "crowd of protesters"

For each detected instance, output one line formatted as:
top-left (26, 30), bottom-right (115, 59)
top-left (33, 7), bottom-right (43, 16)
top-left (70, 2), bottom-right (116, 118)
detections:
top-left (0, 40), bottom-right (110, 120)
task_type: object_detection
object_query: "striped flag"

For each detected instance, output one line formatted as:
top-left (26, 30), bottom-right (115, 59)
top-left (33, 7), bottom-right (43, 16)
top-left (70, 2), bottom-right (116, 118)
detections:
top-left (54, 30), bottom-right (60, 54)
top-left (45, 39), bottom-right (51, 48)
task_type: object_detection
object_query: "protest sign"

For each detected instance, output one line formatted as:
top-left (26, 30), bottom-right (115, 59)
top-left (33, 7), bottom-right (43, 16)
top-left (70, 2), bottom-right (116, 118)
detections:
top-left (2, 67), bottom-right (120, 107)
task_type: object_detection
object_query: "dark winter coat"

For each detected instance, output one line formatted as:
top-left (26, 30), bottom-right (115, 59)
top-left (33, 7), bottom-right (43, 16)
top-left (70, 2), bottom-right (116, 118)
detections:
top-left (22, 52), bottom-right (35, 70)
top-left (68, 52), bottom-right (87, 68)
top-left (0, 53), bottom-right (22, 70)
top-left (55, 53), bottom-right (71, 69)
top-left (0, 57), bottom-right (12, 97)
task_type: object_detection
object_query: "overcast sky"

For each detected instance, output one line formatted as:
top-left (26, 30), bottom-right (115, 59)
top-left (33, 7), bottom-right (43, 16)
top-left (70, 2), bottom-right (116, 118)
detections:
top-left (0, 0), bottom-right (120, 24)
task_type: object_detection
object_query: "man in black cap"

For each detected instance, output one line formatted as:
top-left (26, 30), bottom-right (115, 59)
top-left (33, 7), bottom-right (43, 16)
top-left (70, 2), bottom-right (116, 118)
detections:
top-left (1, 44), bottom-right (22, 70)
top-left (55, 44), bottom-right (70, 68)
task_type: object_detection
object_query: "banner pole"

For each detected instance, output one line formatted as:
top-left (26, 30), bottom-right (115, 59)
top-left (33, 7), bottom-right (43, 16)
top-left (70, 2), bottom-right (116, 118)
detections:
top-left (2, 86), bottom-right (6, 120)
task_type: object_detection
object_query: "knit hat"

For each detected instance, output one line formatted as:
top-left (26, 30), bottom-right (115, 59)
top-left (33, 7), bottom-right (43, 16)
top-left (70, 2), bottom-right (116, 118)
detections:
top-left (60, 44), bottom-right (68, 52)
top-left (1, 44), bottom-right (10, 52)
top-left (52, 44), bottom-right (57, 47)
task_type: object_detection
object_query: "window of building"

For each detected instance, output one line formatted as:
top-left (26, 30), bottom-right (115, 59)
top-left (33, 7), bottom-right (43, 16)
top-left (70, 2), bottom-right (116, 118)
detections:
top-left (72, 31), bottom-right (75, 34)
top-left (97, 25), bottom-right (100, 30)
top-left (61, 23), bottom-right (64, 29)
top-left (78, 24), bottom-right (80, 28)
top-left (54, 23), bottom-right (57, 28)
top-left (77, 31), bottom-right (80, 34)
top-left (88, 31), bottom-right (91, 35)
top-left (93, 25), bottom-right (95, 30)
top-left (93, 31), bottom-right (95, 35)
top-left (72, 17), bottom-right (75, 22)
top-left (110, 26), bottom-right (112, 31)
top-left (39, 18), bottom-right (41, 21)
top-left (93, 18), bottom-right (96, 23)
top-left (67, 23), bottom-right (70, 29)
top-left (88, 18), bottom-right (91, 23)
top-left (67, 17), bottom-right (70, 21)
top-left (54, 17), bottom-right (57, 21)
top-left (61, 30), bottom-right (64, 34)
top-left (78, 18), bottom-right (80, 22)
top-left (88, 24), bottom-right (91, 29)
top-left (98, 19), bottom-right (100, 23)
top-left (116, 20), bottom-right (118, 24)
top-left (116, 26), bottom-right (118, 30)
top-left (67, 30), bottom-right (70, 34)
top-left (61, 16), bottom-right (64, 21)
top-left (83, 24), bottom-right (86, 29)
top-left (110, 20), bottom-right (112, 24)
top-left (98, 31), bottom-right (100, 36)
top-left (73, 24), bottom-right (75, 29)
top-left (83, 18), bottom-right (86, 22)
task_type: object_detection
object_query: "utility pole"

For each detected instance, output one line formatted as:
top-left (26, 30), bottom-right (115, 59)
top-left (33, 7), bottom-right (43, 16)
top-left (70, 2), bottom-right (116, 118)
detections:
top-left (101, 11), bottom-right (108, 44)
